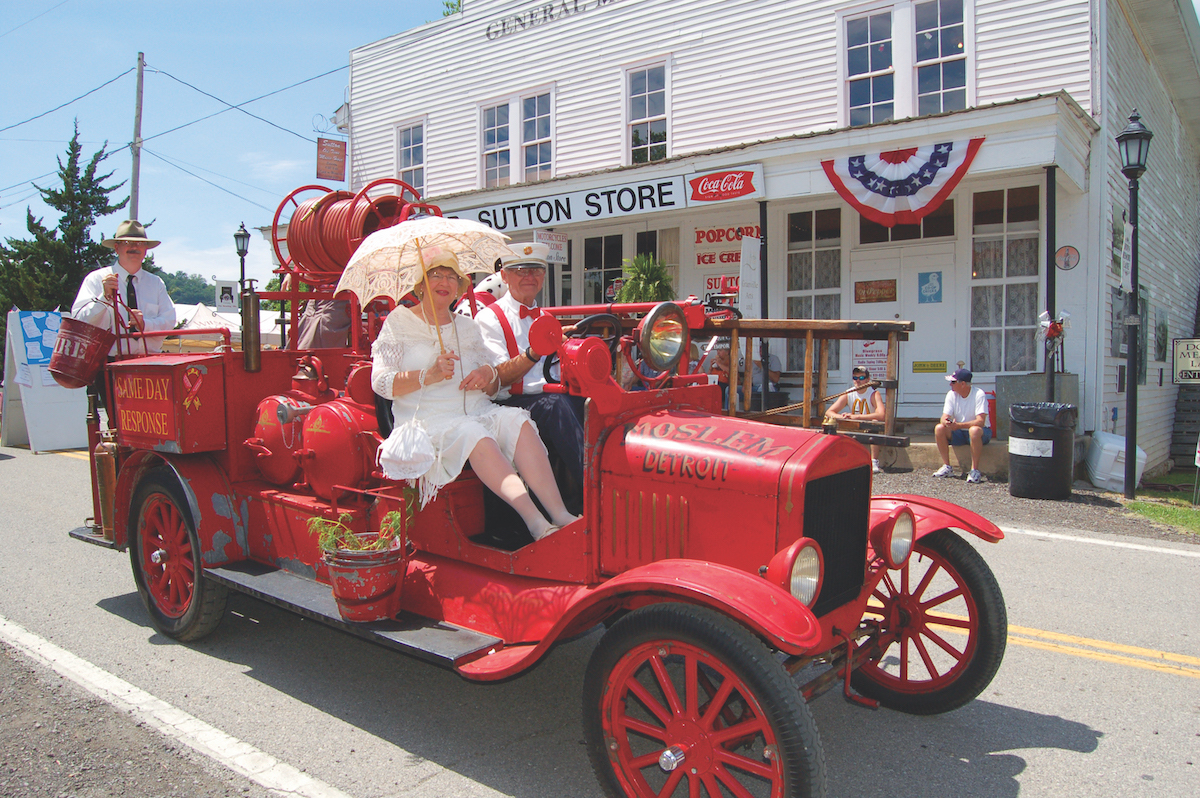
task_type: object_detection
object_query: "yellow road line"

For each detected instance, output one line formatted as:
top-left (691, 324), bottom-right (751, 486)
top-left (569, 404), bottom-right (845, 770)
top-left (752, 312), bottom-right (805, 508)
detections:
top-left (1006, 623), bottom-right (1200, 668)
top-left (57, 451), bottom-right (90, 461)
top-left (1007, 636), bottom-right (1200, 680)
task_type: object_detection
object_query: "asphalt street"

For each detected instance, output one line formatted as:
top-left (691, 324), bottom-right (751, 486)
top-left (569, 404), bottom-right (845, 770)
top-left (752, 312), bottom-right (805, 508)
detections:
top-left (0, 444), bottom-right (1197, 797)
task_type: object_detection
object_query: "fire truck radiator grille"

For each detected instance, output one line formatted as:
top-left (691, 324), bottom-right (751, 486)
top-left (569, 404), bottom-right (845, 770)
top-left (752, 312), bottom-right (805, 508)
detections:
top-left (601, 487), bottom-right (689, 574)
top-left (804, 466), bottom-right (870, 617)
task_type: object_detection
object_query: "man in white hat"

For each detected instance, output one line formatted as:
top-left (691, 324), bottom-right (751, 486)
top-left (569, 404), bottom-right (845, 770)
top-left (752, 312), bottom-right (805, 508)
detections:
top-left (71, 220), bottom-right (176, 355)
top-left (477, 242), bottom-right (584, 511)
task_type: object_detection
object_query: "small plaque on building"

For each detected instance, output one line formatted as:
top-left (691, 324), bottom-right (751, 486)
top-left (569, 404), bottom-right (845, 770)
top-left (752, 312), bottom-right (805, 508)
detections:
top-left (316, 138), bottom-right (346, 182)
top-left (534, 230), bottom-right (568, 264)
top-left (854, 279), bottom-right (897, 304)
top-left (913, 361), bottom-right (947, 373)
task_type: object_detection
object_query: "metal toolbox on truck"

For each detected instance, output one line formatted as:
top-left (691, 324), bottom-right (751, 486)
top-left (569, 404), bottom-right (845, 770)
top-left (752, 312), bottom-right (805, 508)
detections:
top-left (109, 354), bottom-right (226, 453)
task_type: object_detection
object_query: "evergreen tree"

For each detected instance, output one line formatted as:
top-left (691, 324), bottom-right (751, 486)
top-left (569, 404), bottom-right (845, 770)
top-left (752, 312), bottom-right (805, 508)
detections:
top-left (0, 123), bottom-right (127, 314)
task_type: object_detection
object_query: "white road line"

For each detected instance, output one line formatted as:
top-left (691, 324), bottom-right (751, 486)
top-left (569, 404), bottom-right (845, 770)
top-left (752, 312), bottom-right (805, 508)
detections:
top-left (0, 614), bottom-right (355, 798)
top-left (1000, 526), bottom-right (1200, 558)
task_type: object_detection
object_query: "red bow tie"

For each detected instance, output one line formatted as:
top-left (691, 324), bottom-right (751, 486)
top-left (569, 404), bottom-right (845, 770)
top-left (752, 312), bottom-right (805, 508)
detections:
top-left (519, 305), bottom-right (542, 320)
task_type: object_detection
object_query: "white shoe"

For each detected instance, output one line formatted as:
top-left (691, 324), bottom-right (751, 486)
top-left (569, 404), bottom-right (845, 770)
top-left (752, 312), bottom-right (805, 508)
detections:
top-left (967, 469), bottom-right (984, 483)
top-left (872, 459), bottom-right (883, 474)
top-left (932, 464), bottom-right (953, 478)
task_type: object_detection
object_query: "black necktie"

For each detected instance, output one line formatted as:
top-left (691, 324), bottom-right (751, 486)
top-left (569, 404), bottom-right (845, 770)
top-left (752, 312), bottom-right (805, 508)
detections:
top-left (126, 274), bottom-right (139, 330)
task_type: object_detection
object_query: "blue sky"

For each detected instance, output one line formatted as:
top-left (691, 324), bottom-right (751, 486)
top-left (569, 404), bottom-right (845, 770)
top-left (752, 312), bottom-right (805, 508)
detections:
top-left (0, 0), bottom-right (446, 292)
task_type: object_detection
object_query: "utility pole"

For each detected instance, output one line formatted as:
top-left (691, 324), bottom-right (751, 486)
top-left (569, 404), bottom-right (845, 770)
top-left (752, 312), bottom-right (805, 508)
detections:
top-left (130, 52), bottom-right (144, 220)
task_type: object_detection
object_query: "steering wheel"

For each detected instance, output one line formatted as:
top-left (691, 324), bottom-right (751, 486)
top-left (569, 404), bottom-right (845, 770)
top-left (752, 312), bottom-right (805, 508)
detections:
top-left (543, 312), bottom-right (624, 385)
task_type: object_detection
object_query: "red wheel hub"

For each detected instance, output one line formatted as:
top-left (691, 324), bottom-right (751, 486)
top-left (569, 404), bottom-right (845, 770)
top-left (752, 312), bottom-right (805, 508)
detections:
top-left (602, 640), bottom-right (784, 797)
top-left (138, 495), bottom-right (195, 619)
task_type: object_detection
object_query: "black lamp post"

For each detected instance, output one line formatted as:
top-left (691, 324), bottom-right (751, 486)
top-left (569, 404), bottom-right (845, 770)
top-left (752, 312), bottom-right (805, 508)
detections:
top-left (233, 222), bottom-right (250, 296)
top-left (1115, 109), bottom-right (1153, 499)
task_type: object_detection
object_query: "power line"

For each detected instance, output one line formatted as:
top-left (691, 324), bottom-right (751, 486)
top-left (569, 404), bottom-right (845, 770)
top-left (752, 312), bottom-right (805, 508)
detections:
top-left (149, 66), bottom-right (316, 144)
top-left (141, 147), bottom-right (278, 198)
top-left (0, 0), bottom-right (72, 40)
top-left (141, 149), bottom-right (273, 212)
top-left (142, 64), bottom-right (348, 143)
top-left (1, 172), bottom-right (57, 194)
top-left (0, 68), bottom-right (134, 133)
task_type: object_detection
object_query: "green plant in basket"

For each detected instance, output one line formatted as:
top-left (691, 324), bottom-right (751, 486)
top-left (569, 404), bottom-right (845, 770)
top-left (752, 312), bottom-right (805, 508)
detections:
top-left (307, 487), bottom-right (419, 553)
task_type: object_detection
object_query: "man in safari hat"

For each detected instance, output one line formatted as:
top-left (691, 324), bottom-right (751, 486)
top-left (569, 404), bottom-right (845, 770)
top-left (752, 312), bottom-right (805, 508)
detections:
top-left (71, 219), bottom-right (176, 355)
top-left (477, 242), bottom-right (584, 513)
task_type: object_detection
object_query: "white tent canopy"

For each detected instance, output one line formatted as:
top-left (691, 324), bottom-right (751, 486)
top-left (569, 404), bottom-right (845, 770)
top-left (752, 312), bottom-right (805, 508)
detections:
top-left (171, 303), bottom-right (283, 348)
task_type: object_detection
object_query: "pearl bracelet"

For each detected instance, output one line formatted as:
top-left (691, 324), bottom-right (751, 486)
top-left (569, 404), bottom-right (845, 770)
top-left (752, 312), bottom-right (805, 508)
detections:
top-left (417, 368), bottom-right (428, 386)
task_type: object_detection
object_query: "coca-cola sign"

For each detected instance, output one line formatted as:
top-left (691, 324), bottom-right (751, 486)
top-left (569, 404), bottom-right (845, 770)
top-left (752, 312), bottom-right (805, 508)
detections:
top-left (685, 165), bottom-right (764, 204)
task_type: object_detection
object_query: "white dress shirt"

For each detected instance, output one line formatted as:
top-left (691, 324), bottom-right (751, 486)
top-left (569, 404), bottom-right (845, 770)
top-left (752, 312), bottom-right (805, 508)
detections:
top-left (476, 292), bottom-right (548, 398)
top-left (71, 265), bottom-right (176, 355)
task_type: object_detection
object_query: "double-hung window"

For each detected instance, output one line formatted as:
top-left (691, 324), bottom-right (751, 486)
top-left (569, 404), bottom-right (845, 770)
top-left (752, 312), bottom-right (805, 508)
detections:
top-left (482, 90), bottom-right (553, 188)
top-left (628, 64), bottom-right (667, 164)
top-left (786, 209), bottom-right (843, 371)
top-left (844, 0), bottom-right (970, 127)
top-left (396, 122), bottom-right (424, 195)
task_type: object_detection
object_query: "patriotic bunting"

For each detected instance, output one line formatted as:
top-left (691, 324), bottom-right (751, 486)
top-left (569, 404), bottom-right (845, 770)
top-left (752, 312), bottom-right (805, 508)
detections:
top-left (821, 138), bottom-right (984, 227)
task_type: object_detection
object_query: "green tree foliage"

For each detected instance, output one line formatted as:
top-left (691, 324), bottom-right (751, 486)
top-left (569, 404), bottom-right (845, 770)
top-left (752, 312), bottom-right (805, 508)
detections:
top-left (615, 253), bottom-right (675, 303)
top-left (0, 123), bottom-right (127, 369)
top-left (0, 124), bottom-right (126, 313)
top-left (158, 270), bottom-right (217, 305)
top-left (442, 0), bottom-right (463, 15)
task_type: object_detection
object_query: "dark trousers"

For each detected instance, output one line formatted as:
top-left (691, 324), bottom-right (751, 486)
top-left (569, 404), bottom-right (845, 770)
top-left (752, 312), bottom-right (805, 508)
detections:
top-left (498, 392), bottom-right (586, 515)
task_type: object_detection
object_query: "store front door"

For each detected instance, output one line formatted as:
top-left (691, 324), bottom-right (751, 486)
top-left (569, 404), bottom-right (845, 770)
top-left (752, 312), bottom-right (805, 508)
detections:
top-left (850, 243), bottom-right (957, 416)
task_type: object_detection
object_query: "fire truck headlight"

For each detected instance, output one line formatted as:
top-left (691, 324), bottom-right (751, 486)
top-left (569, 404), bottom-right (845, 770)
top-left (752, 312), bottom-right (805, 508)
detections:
top-left (871, 505), bottom-right (915, 569)
top-left (637, 302), bottom-right (689, 373)
top-left (766, 537), bottom-right (824, 609)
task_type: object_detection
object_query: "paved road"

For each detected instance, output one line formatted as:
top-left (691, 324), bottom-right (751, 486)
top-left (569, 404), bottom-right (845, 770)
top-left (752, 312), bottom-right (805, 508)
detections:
top-left (1, 444), bottom-right (1197, 797)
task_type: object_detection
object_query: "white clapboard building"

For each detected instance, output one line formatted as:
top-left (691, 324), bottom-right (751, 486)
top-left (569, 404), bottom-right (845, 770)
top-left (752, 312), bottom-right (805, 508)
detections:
top-left (343, 0), bottom-right (1200, 470)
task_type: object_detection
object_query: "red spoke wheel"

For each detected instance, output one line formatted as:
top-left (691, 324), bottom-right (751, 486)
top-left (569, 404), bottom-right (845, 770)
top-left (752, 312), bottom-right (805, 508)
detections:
top-left (129, 472), bottom-right (227, 641)
top-left (852, 529), bottom-right (1006, 715)
top-left (584, 604), bottom-right (825, 798)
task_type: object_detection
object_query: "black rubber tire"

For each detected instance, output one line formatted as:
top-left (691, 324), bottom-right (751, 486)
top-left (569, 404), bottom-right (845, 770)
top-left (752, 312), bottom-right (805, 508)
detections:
top-left (852, 529), bottom-right (1007, 715)
top-left (129, 470), bottom-right (228, 642)
top-left (583, 603), bottom-right (826, 798)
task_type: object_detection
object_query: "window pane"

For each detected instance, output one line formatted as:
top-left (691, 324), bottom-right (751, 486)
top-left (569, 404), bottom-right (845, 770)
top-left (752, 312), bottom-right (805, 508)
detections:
top-left (918, 94), bottom-right (941, 116)
top-left (847, 17), bottom-right (868, 47)
top-left (631, 69), bottom-right (646, 95)
top-left (636, 230), bottom-right (657, 257)
top-left (850, 106), bottom-right (872, 127)
top-left (973, 190), bottom-right (1004, 231)
top-left (648, 91), bottom-right (665, 117)
top-left (1006, 237), bottom-right (1038, 277)
top-left (650, 143), bottom-right (667, 161)
top-left (815, 209), bottom-right (841, 242)
top-left (631, 122), bottom-right (647, 146)
top-left (874, 102), bottom-right (894, 124)
top-left (869, 12), bottom-right (891, 41)
top-left (915, 1), bottom-right (938, 32)
top-left (788, 252), bottom-right (813, 291)
top-left (923, 199), bottom-right (954, 237)
top-left (788, 211), bottom-right (813, 245)
top-left (943, 57), bottom-right (966, 88)
top-left (972, 239), bottom-right (1003, 279)
top-left (537, 115), bottom-right (550, 139)
top-left (631, 95), bottom-right (647, 120)
top-left (971, 284), bottom-right (1003, 326)
top-left (849, 78), bottom-right (871, 108)
top-left (941, 25), bottom-right (964, 58)
top-left (860, 217), bottom-right (889, 243)
top-left (649, 119), bottom-right (667, 142)
top-left (916, 31), bottom-right (938, 62)
top-left (523, 96), bottom-right (536, 119)
top-left (848, 46), bottom-right (869, 76)
top-left (523, 118), bottom-right (536, 141)
top-left (1005, 328), bottom-right (1037, 371)
top-left (971, 330), bottom-right (1002, 372)
top-left (1005, 282), bottom-right (1038, 326)
top-left (918, 63), bottom-right (941, 94)
top-left (1008, 186), bottom-right (1039, 225)
top-left (943, 89), bottom-right (966, 112)
top-left (942, 0), bottom-right (963, 25)
top-left (814, 293), bottom-right (840, 320)
top-left (874, 73), bottom-right (894, 102)
top-left (604, 235), bottom-right (623, 269)
top-left (584, 236), bottom-right (603, 269)
top-left (495, 125), bottom-right (508, 146)
top-left (815, 249), bottom-right (841, 289)
top-left (892, 222), bottom-right (920, 241)
top-left (788, 295), bottom-right (812, 319)
top-left (870, 40), bottom-right (893, 72)
top-left (648, 66), bottom-right (665, 92)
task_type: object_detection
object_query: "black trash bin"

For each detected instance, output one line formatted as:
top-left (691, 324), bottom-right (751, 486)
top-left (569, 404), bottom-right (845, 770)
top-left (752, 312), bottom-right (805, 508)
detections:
top-left (1008, 402), bottom-right (1078, 499)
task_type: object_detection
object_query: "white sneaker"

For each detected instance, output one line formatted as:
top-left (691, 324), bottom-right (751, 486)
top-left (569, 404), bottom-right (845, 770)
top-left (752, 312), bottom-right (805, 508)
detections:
top-left (967, 469), bottom-right (984, 483)
top-left (872, 459), bottom-right (883, 474)
top-left (932, 464), bottom-right (953, 478)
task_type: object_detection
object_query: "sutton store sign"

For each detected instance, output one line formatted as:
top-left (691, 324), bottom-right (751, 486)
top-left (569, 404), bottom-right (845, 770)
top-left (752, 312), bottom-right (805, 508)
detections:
top-left (451, 164), bottom-right (763, 233)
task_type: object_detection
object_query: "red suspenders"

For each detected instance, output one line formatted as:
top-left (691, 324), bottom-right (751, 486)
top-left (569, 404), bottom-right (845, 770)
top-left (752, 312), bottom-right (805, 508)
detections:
top-left (485, 303), bottom-right (523, 395)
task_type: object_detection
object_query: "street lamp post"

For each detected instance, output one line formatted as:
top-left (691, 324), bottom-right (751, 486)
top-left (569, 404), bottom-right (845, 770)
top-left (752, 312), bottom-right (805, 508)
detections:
top-left (234, 222), bottom-right (250, 296)
top-left (1115, 110), bottom-right (1153, 500)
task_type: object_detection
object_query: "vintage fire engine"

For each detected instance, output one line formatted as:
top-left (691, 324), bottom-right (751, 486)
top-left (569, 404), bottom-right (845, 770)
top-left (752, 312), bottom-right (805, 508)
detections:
top-left (70, 182), bottom-right (1007, 798)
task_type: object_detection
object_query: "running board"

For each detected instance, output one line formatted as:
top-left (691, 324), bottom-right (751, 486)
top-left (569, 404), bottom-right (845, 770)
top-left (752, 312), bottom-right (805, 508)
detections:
top-left (207, 562), bottom-right (502, 669)
top-left (69, 526), bottom-right (121, 550)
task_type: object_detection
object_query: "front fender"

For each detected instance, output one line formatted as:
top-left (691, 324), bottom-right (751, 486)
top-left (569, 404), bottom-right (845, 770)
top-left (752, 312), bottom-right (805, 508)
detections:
top-left (456, 559), bottom-right (821, 682)
top-left (872, 494), bottom-right (1004, 543)
top-left (115, 452), bottom-right (247, 564)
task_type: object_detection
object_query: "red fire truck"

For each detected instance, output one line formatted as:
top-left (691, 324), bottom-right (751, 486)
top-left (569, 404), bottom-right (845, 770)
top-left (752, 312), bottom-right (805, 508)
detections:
top-left (67, 183), bottom-right (1006, 798)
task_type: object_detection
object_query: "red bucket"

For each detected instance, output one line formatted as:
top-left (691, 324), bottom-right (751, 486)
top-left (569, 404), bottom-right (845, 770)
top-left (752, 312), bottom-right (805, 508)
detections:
top-left (48, 316), bottom-right (116, 389)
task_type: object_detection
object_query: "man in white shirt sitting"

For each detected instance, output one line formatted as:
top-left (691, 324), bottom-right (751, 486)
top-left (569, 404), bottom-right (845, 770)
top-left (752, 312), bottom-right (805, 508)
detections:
top-left (933, 368), bottom-right (991, 483)
top-left (71, 219), bottom-right (176, 356)
top-left (477, 243), bottom-right (584, 512)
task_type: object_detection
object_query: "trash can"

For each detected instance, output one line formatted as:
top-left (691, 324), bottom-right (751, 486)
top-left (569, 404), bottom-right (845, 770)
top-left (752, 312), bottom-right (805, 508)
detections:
top-left (1008, 402), bottom-right (1078, 499)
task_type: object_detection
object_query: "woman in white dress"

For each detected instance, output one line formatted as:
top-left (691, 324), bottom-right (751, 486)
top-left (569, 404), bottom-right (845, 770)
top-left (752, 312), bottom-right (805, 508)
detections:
top-left (371, 248), bottom-right (577, 540)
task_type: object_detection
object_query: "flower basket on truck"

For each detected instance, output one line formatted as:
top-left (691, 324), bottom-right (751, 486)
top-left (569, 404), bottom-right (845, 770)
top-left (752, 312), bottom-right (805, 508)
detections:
top-left (69, 181), bottom-right (1007, 798)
